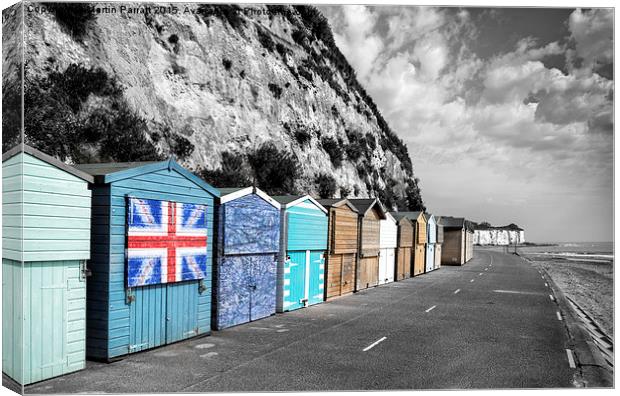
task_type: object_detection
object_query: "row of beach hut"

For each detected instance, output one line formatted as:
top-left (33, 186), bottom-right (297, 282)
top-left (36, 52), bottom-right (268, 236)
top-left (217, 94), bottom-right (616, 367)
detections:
top-left (2, 146), bottom-right (474, 385)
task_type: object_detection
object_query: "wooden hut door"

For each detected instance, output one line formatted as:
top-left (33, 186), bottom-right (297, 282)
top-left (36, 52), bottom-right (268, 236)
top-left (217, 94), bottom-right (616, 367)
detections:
top-left (341, 253), bottom-right (355, 294)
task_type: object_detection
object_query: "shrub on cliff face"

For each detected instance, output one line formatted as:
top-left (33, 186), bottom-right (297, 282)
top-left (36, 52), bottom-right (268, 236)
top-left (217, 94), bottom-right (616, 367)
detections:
top-left (268, 83), bottom-right (283, 99)
top-left (321, 136), bottom-right (343, 168)
top-left (24, 64), bottom-right (163, 163)
top-left (200, 151), bottom-right (252, 187)
top-left (47, 3), bottom-right (96, 39)
top-left (197, 4), bottom-right (246, 33)
top-left (2, 77), bottom-right (22, 152)
top-left (257, 28), bottom-right (276, 52)
top-left (247, 142), bottom-right (300, 195)
top-left (315, 174), bottom-right (337, 199)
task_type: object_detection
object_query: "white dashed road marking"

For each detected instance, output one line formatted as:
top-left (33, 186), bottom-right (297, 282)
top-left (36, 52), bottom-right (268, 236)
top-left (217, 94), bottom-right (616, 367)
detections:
top-left (549, 294), bottom-right (555, 301)
top-left (556, 311), bottom-right (562, 321)
top-left (363, 337), bottom-right (387, 352)
top-left (425, 305), bottom-right (437, 313)
top-left (454, 289), bottom-right (461, 294)
top-left (566, 349), bottom-right (576, 368)
top-left (470, 279), bottom-right (475, 283)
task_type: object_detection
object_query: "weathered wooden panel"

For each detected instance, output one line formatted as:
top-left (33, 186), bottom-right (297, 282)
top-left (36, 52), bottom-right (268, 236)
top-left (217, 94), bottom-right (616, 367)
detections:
top-left (412, 244), bottom-right (425, 276)
top-left (357, 256), bottom-right (379, 290)
top-left (361, 208), bottom-right (381, 253)
top-left (441, 229), bottom-right (464, 265)
top-left (437, 225), bottom-right (444, 243)
top-left (397, 220), bottom-right (414, 248)
top-left (465, 231), bottom-right (474, 262)
top-left (325, 252), bottom-right (355, 299)
top-left (417, 218), bottom-right (427, 245)
top-left (395, 247), bottom-right (411, 280)
top-left (341, 253), bottom-right (356, 294)
top-left (325, 253), bottom-right (343, 299)
top-left (434, 244), bottom-right (442, 270)
top-left (332, 207), bottom-right (358, 254)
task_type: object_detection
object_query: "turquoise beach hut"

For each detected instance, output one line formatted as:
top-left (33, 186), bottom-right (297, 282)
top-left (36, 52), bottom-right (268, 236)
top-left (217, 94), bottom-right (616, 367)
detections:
top-left (425, 214), bottom-right (437, 273)
top-left (272, 195), bottom-right (328, 312)
top-left (2, 144), bottom-right (94, 385)
top-left (74, 159), bottom-right (219, 361)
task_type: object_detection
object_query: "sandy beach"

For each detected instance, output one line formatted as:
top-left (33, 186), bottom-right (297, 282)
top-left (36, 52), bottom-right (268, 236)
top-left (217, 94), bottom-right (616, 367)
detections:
top-left (478, 244), bottom-right (614, 339)
top-left (476, 245), bottom-right (613, 338)
top-left (526, 255), bottom-right (613, 337)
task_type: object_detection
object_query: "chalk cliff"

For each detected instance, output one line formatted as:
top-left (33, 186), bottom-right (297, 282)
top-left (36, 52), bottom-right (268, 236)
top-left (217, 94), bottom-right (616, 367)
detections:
top-left (2, 3), bottom-right (424, 209)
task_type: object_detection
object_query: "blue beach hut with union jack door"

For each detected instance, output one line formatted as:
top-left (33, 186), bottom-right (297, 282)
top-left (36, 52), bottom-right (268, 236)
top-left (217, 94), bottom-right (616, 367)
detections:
top-left (74, 159), bottom-right (219, 361)
top-left (213, 187), bottom-right (281, 330)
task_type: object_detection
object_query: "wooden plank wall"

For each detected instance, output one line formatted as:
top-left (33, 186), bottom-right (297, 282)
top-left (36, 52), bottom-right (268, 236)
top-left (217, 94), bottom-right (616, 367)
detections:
top-left (413, 244), bottom-right (425, 276)
top-left (395, 247), bottom-right (411, 280)
top-left (325, 205), bottom-right (358, 299)
top-left (441, 229), bottom-right (464, 265)
top-left (2, 153), bottom-right (23, 261)
top-left (357, 208), bottom-right (381, 290)
top-left (2, 258), bottom-right (23, 384)
top-left (21, 153), bottom-right (91, 262)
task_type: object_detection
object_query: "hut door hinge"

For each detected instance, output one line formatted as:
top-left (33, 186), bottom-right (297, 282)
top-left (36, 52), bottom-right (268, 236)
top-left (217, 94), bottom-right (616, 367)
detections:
top-left (80, 261), bottom-right (92, 281)
top-left (198, 280), bottom-right (207, 294)
top-left (126, 288), bottom-right (135, 304)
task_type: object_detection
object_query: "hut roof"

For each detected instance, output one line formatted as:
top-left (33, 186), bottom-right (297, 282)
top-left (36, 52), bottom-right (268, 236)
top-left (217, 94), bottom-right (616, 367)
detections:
top-left (317, 198), bottom-right (359, 212)
top-left (75, 158), bottom-right (219, 196)
top-left (271, 195), bottom-right (328, 213)
top-left (347, 198), bottom-right (386, 218)
top-left (4, 144), bottom-right (94, 183)
top-left (217, 186), bottom-right (280, 209)
top-left (439, 216), bottom-right (466, 229)
top-left (391, 211), bottom-right (424, 222)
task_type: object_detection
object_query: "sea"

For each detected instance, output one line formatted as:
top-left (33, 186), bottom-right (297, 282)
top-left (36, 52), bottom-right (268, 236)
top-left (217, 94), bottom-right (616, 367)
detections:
top-left (516, 242), bottom-right (614, 264)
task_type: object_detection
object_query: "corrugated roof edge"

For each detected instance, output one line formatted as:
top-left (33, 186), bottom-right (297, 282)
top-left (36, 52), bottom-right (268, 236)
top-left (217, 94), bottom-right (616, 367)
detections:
top-left (2, 143), bottom-right (94, 183)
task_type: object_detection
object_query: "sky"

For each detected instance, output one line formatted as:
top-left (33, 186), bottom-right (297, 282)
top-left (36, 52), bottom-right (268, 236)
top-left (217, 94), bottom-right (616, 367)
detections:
top-left (318, 5), bottom-right (613, 243)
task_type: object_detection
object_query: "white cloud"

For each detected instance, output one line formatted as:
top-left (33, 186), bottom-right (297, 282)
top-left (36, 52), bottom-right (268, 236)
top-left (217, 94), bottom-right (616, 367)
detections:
top-left (568, 8), bottom-right (613, 70)
top-left (332, 5), bottom-right (383, 81)
top-left (323, 6), bottom-right (613, 241)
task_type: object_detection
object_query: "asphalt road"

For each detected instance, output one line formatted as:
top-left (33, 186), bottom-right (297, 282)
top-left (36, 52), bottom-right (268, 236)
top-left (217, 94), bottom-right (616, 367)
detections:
top-left (25, 249), bottom-right (577, 393)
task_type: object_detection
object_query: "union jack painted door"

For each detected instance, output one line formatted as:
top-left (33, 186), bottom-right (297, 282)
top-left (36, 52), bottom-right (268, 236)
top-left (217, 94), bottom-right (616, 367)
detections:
top-left (126, 198), bottom-right (208, 287)
top-left (125, 197), bottom-right (205, 352)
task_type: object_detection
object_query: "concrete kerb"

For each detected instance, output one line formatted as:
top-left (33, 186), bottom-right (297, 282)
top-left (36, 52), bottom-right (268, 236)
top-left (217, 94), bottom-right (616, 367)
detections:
top-left (519, 254), bottom-right (613, 387)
